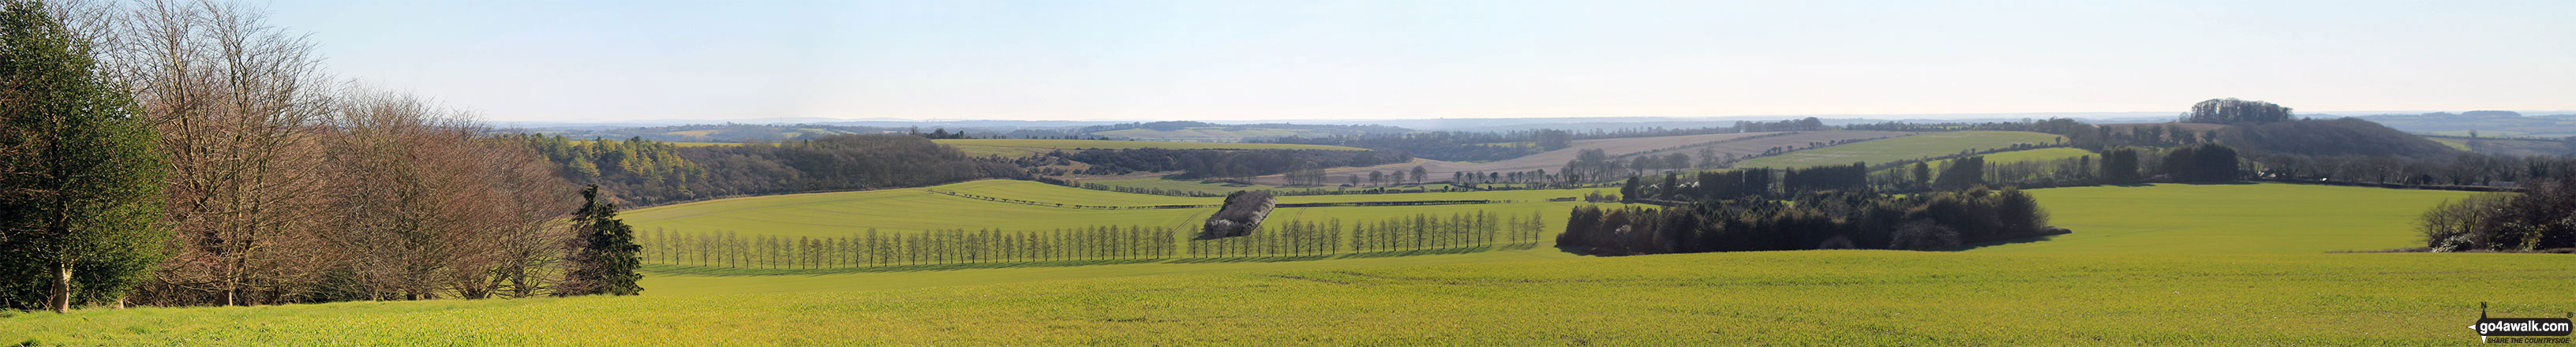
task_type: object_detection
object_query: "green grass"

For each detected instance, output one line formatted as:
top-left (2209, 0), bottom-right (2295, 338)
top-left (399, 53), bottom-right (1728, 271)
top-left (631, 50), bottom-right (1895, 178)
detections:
top-left (623, 180), bottom-right (1615, 239)
top-left (8, 250), bottom-right (2566, 345)
top-left (6, 183), bottom-right (2554, 345)
top-left (934, 139), bottom-right (1363, 157)
top-left (1735, 131), bottom-right (2065, 168)
top-left (1977, 182), bottom-right (2485, 253)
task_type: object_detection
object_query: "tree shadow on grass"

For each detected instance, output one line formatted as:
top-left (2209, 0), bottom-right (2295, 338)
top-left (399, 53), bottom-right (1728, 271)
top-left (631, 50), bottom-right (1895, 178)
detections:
top-left (1941, 229), bottom-right (2076, 252)
top-left (642, 258), bottom-right (1171, 277)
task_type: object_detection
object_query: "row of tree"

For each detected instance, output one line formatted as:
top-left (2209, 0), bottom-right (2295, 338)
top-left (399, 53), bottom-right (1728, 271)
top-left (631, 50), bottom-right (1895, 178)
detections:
top-left (638, 211), bottom-right (1554, 269)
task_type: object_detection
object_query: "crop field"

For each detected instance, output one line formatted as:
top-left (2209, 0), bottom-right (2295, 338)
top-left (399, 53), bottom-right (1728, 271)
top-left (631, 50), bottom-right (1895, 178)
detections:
top-left (1736, 131), bottom-right (2064, 169)
top-left (9, 250), bottom-right (2567, 345)
top-left (1244, 130), bottom-right (1910, 185)
top-left (1980, 182), bottom-right (2484, 253)
top-left (932, 139), bottom-right (1364, 158)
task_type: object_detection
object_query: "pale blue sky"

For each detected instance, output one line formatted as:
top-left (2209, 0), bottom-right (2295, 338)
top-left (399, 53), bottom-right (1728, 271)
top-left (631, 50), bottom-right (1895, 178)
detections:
top-left (261, 1), bottom-right (2576, 122)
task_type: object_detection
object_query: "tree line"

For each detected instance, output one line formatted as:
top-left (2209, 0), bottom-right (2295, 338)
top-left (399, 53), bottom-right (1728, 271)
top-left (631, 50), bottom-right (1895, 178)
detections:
top-left (639, 211), bottom-right (1552, 270)
top-left (504, 134), bottom-right (1027, 206)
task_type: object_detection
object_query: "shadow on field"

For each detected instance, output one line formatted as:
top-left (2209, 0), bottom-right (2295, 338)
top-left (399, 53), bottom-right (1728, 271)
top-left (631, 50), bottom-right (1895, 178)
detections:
top-left (643, 258), bottom-right (1169, 277)
top-left (1940, 232), bottom-right (2072, 252)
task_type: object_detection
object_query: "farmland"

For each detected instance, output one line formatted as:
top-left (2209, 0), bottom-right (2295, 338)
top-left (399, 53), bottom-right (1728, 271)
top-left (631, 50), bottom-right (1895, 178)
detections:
top-left (1978, 182), bottom-right (2484, 253)
top-left (8, 250), bottom-right (2565, 345)
top-left (1243, 130), bottom-right (1909, 185)
top-left (933, 139), bottom-right (1365, 158)
top-left (1735, 131), bottom-right (2063, 168)
top-left (3, 180), bottom-right (2551, 345)
top-left (621, 180), bottom-right (1615, 239)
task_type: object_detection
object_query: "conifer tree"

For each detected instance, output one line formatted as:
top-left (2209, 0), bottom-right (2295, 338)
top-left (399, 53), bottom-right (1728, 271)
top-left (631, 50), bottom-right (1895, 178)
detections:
top-left (560, 185), bottom-right (643, 296)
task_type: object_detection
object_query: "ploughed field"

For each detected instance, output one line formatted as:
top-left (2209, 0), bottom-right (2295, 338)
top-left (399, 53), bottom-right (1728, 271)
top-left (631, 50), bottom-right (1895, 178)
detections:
top-left (3, 181), bottom-right (2544, 345)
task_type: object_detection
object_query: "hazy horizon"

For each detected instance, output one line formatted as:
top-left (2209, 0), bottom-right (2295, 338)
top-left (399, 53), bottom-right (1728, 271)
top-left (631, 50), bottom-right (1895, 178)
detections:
top-left (266, 1), bottom-right (2576, 123)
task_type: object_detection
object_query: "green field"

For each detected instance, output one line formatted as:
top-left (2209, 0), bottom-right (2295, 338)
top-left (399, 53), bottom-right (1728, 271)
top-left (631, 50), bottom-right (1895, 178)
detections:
top-left (1735, 131), bottom-right (2065, 168)
top-left (933, 139), bottom-right (1363, 158)
top-left (624, 180), bottom-right (1613, 238)
top-left (8, 182), bottom-right (2553, 345)
top-left (9, 250), bottom-right (2565, 345)
top-left (1979, 182), bottom-right (2484, 253)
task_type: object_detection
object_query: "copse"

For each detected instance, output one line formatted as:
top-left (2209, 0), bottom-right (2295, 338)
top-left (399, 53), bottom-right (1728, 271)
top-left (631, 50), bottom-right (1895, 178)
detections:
top-left (2098, 147), bottom-right (2141, 183)
top-left (2182, 98), bottom-right (2294, 125)
top-left (0, 0), bottom-right (169, 312)
top-left (2419, 174), bottom-right (2576, 252)
top-left (1931, 156), bottom-right (1986, 190)
top-left (2159, 144), bottom-right (2241, 182)
top-left (1559, 187), bottom-right (2061, 255)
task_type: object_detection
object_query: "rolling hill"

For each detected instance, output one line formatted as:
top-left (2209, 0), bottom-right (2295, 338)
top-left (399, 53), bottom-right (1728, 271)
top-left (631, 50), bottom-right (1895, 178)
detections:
top-left (1242, 131), bottom-right (1910, 185)
top-left (1735, 131), bottom-right (2064, 168)
top-left (933, 139), bottom-right (1365, 158)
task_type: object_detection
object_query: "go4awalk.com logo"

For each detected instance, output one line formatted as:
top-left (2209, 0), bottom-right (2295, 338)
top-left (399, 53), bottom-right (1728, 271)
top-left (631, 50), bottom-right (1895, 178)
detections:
top-left (2473, 303), bottom-right (2574, 344)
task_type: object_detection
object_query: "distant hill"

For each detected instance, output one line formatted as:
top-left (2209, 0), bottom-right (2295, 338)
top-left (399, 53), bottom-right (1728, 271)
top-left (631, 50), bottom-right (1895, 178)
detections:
top-left (2218, 118), bottom-right (2458, 158)
top-left (2347, 112), bottom-right (2576, 138)
top-left (523, 124), bottom-right (908, 142)
top-left (1075, 121), bottom-right (1408, 142)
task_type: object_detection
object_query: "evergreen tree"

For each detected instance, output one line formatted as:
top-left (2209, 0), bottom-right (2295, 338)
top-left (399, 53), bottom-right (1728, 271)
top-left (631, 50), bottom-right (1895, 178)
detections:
top-left (0, 0), bottom-right (170, 312)
top-left (560, 185), bottom-right (643, 296)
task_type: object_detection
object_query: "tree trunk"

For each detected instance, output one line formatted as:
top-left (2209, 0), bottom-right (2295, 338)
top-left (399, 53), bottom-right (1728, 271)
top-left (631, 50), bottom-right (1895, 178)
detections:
top-left (51, 261), bottom-right (72, 313)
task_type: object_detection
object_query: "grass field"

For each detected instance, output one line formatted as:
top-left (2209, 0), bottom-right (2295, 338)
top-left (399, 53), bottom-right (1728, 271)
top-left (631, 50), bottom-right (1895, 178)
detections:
top-left (9, 250), bottom-right (2565, 345)
top-left (4, 182), bottom-right (2553, 345)
top-left (1735, 131), bottom-right (2064, 169)
top-left (1977, 182), bottom-right (2485, 253)
top-left (932, 139), bottom-right (1363, 158)
top-left (623, 180), bottom-right (1615, 239)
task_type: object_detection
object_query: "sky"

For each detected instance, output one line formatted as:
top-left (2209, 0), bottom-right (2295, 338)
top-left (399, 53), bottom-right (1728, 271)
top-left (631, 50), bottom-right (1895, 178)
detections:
top-left (260, 0), bottom-right (2576, 123)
